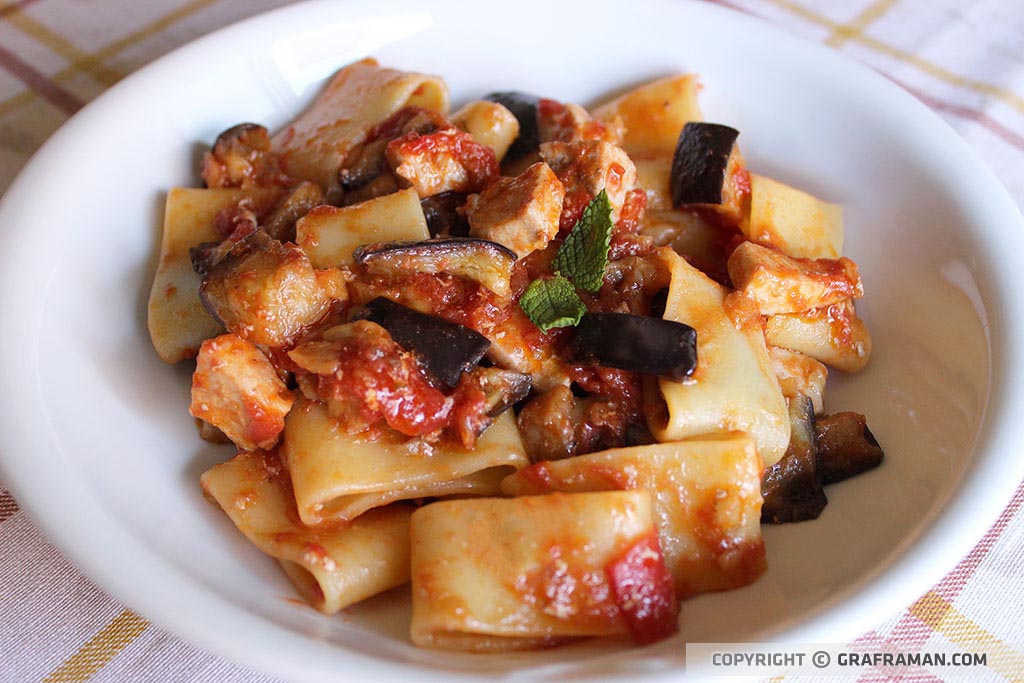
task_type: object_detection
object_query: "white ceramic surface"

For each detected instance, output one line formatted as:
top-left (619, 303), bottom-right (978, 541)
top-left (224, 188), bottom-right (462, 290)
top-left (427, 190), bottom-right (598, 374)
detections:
top-left (1, 1), bottom-right (1022, 681)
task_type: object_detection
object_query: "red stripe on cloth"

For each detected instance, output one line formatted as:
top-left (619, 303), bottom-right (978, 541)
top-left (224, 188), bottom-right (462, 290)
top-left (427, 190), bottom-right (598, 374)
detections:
top-left (872, 479), bottom-right (1024, 658)
top-left (0, 42), bottom-right (83, 114)
top-left (934, 480), bottom-right (1024, 597)
top-left (0, 489), bottom-right (19, 523)
top-left (0, 0), bottom-right (40, 19)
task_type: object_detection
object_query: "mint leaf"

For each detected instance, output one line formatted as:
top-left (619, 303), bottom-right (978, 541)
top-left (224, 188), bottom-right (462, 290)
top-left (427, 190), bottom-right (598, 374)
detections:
top-left (519, 275), bottom-right (587, 333)
top-left (552, 190), bottom-right (614, 293)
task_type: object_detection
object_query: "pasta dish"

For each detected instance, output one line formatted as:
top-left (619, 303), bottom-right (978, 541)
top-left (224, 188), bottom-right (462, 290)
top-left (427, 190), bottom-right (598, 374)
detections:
top-left (147, 58), bottom-right (883, 651)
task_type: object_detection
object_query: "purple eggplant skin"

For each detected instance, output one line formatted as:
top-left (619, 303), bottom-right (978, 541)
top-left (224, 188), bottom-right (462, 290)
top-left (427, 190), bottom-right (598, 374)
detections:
top-left (816, 412), bottom-right (884, 484)
top-left (570, 312), bottom-right (697, 382)
top-left (472, 367), bottom-right (532, 418)
top-left (355, 236), bottom-right (517, 263)
top-left (262, 181), bottom-right (325, 243)
top-left (761, 394), bottom-right (828, 524)
top-left (189, 240), bottom-right (231, 278)
top-left (351, 297), bottom-right (491, 388)
top-left (213, 122), bottom-right (267, 148)
top-left (670, 122), bottom-right (740, 207)
top-left (483, 91), bottom-right (541, 161)
top-left (352, 237), bottom-right (517, 298)
top-left (420, 192), bottom-right (470, 237)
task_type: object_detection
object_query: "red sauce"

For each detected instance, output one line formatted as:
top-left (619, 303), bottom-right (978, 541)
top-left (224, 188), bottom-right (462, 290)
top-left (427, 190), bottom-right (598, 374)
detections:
top-left (826, 301), bottom-right (857, 347)
top-left (732, 164), bottom-right (751, 198)
top-left (515, 543), bottom-right (619, 627)
top-left (387, 127), bottom-right (499, 191)
top-left (446, 379), bottom-right (489, 449)
top-left (311, 328), bottom-right (452, 437)
top-left (242, 397), bottom-right (283, 447)
top-left (365, 106), bottom-right (435, 143)
top-left (538, 98), bottom-right (571, 129)
top-left (538, 98), bottom-right (613, 143)
top-left (606, 164), bottom-right (625, 197)
top-left (615, 188), bottom-right (647, 235)
top-left (511, 243), bottom-right (560, 297)
top-left (350, 272), bottom-right (510, 337)
top-left (604, 533), bottom-right (679, 645)
top-left (568, 367), bottom-right (645, 455)
top-left (517, 462), bottom-right (555, 490)
top-left (559, 187), bottom-right (593, 232)
top-left (213, 205), bottom-right (258, 240)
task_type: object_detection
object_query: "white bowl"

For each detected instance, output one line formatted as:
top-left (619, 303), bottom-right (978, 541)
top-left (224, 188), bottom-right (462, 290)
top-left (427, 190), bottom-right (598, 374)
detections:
top-left (1, 0), bottom-right (1022, 680)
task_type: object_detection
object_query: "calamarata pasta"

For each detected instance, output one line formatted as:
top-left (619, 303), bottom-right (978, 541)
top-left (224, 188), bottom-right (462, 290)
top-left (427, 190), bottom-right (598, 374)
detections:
top-left (148, 57), bottom-right (884, 651)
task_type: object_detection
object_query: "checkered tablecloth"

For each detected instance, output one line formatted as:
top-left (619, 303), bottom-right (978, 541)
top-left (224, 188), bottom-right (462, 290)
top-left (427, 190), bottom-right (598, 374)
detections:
top-left (1, 1), bottom-right (1022, 681)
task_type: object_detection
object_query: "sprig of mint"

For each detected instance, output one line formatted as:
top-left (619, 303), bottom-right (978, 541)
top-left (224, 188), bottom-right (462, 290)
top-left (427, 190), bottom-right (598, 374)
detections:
top-left (551, 189), bottom-right (613, 294)
top-left (518, 275), bottom-right (587, 333)
top-left (519, 190), bottom-right (614, 333)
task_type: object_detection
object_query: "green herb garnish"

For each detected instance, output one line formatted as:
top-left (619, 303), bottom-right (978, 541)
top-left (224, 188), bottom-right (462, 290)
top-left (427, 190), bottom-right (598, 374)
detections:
top-left (551, 189), bottom-right (614, 293)
top-left (518, 275), bottom-right (587, 333)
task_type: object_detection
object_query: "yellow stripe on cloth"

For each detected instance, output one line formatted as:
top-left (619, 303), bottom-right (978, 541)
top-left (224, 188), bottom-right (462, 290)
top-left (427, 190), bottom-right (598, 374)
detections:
top-left (0, 88), bottom-right (32, 117)
top-left (68, 0), bottom-right (221, 86)
top-left (3, 9), bottom-right (123, 86)
top-left (761, 0), bottom-right (1024, 117)
top-left (825, 0), bottom-right (903, 48)
top-left (0, 0), bottom-right (221, 115)
top-left (42, 610), bottom-right (149, 683)
top-left (910, 591), bottom-right (1024, 682)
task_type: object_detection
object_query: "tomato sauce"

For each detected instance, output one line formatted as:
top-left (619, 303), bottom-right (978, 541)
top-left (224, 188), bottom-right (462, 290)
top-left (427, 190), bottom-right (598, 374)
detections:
top-left (312, 330), bottom-right (452, 437)
top-left (559, 187), bottom-right (593, 232)
top-left (350, 271), bottom-right (510, 337)
top-left (604, 533), bottom-right (679, 644)
top-left (515, 542), bottom-right (619, 627)
top-left (387, 127), bottom-right (499, 191)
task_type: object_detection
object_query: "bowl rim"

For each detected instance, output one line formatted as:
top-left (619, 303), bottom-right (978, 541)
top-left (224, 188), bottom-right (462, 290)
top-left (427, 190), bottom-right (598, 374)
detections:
top-left (1, 0), bottom-right (1023, 681)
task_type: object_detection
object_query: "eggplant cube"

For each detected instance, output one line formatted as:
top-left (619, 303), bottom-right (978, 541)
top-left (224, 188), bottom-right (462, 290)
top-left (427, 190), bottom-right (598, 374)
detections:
top-left (670, 122), bottom-right (740, 207)
top-left (149, 187), bottom-right (290, 363)
top-left (466, 162), bottom-right (565, 257)
top-left (201, 123), bottom-right (282, 189)
top-left (570, 312), bottom-right (697, 382)
top-left (760, 394), bottom-right (827, 524)
top-left (199, 230), bottom-right (329, 348)
top-left (816, 412), bottom-right (884, 484)
top-left (352, 297), bottom-right (491, 388)
top-left (352, 238), bottom-right (517, 299)
top-left (261, 181), bottom-right (325, 243)
top-left (420, 192), bottom-right (470, 238)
